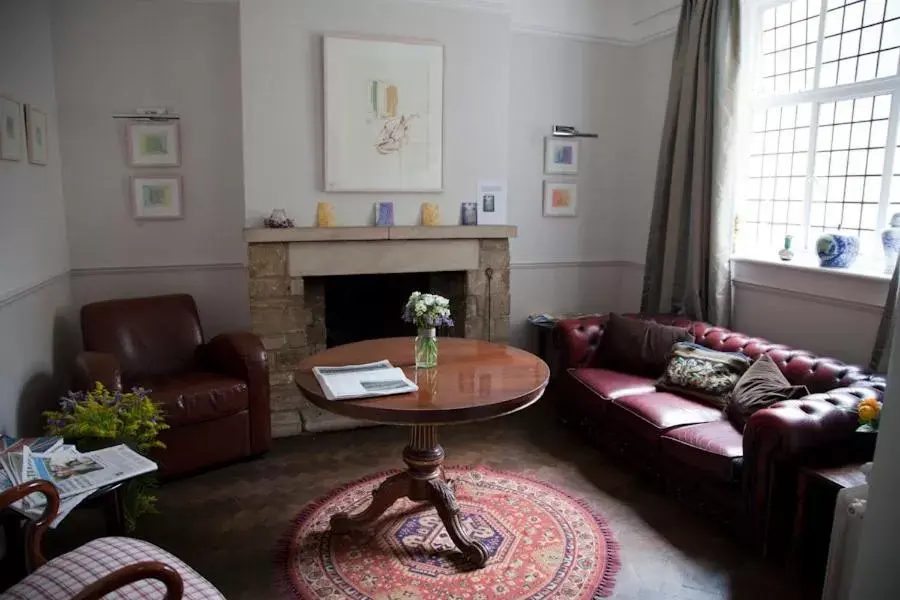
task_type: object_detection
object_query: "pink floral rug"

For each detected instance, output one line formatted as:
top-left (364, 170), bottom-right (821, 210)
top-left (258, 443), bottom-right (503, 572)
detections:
top-left (277, 467), bottom-right (620, 599)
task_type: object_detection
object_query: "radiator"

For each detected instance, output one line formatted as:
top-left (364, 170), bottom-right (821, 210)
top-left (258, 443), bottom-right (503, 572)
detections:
top-left (822, 483), bottom-right (869, 600)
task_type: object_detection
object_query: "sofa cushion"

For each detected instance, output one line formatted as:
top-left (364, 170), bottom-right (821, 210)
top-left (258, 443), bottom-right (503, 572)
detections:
top-left (610, 391), bottom-right (724, 443)
top-left (657, 342), bottom-right (751, 409)
top-left (660, 421), bottom-right (744, 483)
top-left (596, 313), bottom-right (694, 376)
top-left (725, 355), bottom-right (810, 431)
top-left (570, 368), bottom-right (657, 400)
top-left (142, 372), bottom-right (248, 427)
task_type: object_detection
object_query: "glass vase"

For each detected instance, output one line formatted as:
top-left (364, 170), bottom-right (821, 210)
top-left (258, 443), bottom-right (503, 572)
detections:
top-left (415, 327), bottom-right (438, 369)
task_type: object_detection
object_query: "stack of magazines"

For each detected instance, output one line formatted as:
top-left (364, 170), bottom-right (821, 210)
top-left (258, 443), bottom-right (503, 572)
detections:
top-left (0, 435), bottom-right (158, 527)
top-left (313, 360), bottom-right (418, 401)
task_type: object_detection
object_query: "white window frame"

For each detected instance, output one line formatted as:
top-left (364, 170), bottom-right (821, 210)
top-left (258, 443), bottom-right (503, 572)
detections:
top-left (737, 0), bottom-right (900, 266)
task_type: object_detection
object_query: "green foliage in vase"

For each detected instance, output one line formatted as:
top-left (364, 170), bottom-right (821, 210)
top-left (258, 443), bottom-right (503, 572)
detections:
top-left (44, 382), bottom-right (169, 530)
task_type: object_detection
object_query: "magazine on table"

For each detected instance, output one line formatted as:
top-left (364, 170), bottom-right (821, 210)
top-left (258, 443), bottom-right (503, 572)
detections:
top-left (313, 360), bottom-right (418, 401)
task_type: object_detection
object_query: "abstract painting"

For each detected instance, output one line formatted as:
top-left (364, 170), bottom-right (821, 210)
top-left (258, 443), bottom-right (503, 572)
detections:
top-left (0, 95), bottom-right (23, 161)
top-left (132, 176), bottom-right (183, 219)
top-left (25, 104), bottom-right (48, 165)
top-left (127, 122), bottom-right (181, 167)
top-left (324, 36), bottom-right (443, 192)
top-left (544, 138), bottom-right (579, 175)
top-left (543, 181), bottom-right (577, 217)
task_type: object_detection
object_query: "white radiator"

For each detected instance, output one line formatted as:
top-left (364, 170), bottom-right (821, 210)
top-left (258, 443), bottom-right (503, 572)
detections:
top-left (822, 483), bottom-right (869, 600)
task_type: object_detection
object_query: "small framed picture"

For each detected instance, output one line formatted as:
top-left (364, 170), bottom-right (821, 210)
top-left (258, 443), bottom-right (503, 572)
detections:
top-left (127, 121), bottom-right (181, 167)
top-left (25, 104), bottom-right (48, 165)
top-left (0, 95), bottom-right (24, 161)
top-left (375, 201), bottom-right (394, 226)
top-left (131, 176), bottom-right (183, 220)
top-left (461, 202), bottom-right (478, 225)
top-left (544, 137), bottom-right (578, 174)
top-left (482, 194), bottom-right (495, 213)
top-left (543, 181), bottom-right (578, 217)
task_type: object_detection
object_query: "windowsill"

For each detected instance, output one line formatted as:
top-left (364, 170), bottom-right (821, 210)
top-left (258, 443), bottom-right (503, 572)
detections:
top-left (731, 252), bottom-right (893, 283)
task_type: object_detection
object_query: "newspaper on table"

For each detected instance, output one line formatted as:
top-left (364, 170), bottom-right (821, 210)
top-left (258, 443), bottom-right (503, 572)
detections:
top-left (313, 360), bottom-right (418, 401)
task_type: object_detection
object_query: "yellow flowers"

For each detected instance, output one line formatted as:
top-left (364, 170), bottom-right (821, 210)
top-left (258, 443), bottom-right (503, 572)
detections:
top-left (857, 398), bottom-right (883, 431)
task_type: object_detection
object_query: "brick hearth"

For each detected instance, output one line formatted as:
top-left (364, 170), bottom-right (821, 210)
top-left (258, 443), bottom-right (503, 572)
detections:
top-left (244, 226), bottom-right (516, 437)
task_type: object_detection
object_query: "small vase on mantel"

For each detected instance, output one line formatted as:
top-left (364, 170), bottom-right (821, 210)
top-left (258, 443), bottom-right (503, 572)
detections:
top-left (881, 213), bottom-right (900, 274)
top-left (778, 234), bottom-right (794, 261)
top-left (415, 328), bottom-right (438, 369)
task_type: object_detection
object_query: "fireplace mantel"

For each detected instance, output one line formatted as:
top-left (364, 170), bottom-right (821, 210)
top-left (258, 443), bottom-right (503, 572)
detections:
top-left (243, 225), bottom-right (517, 243)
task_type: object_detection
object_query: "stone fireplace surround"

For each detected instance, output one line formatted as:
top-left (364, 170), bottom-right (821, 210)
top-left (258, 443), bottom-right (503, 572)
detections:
top-left (244, 226), bottom-right (516, 436)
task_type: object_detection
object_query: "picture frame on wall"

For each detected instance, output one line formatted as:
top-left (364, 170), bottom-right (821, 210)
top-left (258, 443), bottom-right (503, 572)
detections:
top-left (25, 104), bottom-right (48, 165)
top-left (544, 137), bottom-right (579, 175)
top-left (324, 35), bottom-right (444, 192)
top-left (127, 121), bottom-right (181, 167)
top-left (0, 95), bottom-right (24, 161)
top-left (131, 175), bottom-right (183, 220)
top-left (543, 181), bottom-right (578, 217)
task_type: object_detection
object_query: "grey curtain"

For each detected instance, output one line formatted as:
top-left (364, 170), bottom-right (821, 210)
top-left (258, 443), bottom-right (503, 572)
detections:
top-left (641, 0), bottom-right (741, 325)
top-left (871, 259), bottom-right (899, 372)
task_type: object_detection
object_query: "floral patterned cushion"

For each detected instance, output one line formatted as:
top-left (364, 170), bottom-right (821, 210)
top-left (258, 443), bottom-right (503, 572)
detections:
top-left (657, 342), bottom-right (751, 409)
top-left (0, 536), bottom-right (224, 600)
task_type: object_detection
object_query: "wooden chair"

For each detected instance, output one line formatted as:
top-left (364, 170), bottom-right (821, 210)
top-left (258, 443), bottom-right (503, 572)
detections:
top-left (0, 480), bottom-right (224, 599)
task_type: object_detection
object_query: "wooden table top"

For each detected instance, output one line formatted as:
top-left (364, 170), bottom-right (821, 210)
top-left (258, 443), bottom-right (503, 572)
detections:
top-left (294, 337), bottom-right (550, 425)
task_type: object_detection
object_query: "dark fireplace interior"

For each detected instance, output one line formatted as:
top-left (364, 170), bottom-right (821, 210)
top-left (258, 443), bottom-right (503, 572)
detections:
top-left (322, 271), bottom-right (465, 348)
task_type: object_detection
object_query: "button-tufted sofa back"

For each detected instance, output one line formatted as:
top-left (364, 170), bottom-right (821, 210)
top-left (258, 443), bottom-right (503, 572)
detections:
top-left (557, 313), bottom-right (885, 397)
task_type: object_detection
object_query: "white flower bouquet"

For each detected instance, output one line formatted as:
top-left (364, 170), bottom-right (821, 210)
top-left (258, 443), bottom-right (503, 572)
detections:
top-left (402, 292), bottom-right (453, 368)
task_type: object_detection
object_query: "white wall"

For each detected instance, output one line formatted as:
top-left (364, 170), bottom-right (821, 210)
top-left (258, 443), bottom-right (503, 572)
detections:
top-left (51, 0), bottom-right (248, 334)
top-left (241, 0), bottom-right (510, 228)
top-left (0, 0), bottom-right (74, 436)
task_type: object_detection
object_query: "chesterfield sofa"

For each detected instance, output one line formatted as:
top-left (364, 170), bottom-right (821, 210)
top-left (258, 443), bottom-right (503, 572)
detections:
top-left (75, 294), bottom-right (271, 478)
top-left (553, 313), bottom-right (885, 555)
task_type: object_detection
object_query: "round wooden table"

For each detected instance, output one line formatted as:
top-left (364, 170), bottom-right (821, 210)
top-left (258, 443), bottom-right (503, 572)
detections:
top-left (294, 337), bottom-right (550, 567)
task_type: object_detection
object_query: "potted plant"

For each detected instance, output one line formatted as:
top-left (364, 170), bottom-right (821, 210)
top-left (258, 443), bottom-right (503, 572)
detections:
top-left (44, 382), bottom-right (168, 530)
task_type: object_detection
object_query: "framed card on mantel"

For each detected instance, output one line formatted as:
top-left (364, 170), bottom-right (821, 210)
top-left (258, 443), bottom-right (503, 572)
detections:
top-left (323, 35), bottom-right (443, 192)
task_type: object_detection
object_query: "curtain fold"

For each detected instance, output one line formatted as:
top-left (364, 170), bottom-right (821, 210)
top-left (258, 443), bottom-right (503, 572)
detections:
top-left (641, 0), bottom-right (741, 326)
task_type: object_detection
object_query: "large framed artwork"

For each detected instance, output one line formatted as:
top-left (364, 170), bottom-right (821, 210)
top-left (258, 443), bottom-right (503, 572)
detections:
top-left (324, 36), bottom-right (443, 192)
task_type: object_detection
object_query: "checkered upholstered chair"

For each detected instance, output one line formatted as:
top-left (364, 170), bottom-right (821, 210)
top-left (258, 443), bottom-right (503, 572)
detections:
top-left (0, 480), bottom-right (225, 600)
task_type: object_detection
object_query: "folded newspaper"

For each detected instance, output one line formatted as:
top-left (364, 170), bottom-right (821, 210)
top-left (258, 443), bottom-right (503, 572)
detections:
top-left (0, 437), bottom-right (157, 528)
top-left (313, 360), bottom-right (418, 401)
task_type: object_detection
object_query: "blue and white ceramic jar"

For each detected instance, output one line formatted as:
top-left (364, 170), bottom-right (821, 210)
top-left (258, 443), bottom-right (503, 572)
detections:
top-left (816, 233), bottom-right (860, 268)
top-left (881, 213), bottom-right (900, 274)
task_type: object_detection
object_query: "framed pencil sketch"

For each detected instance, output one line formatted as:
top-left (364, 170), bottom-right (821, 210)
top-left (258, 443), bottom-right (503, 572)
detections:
top-left (0, 95), bottom-right (24, 161)
top-left (324, 35), bottom-right (444, 192)
top-left (544, 137), bottom-right (578, 174)
top-left (25, 104), bottom-right (48, 165)
top-left (543, 181), bottom-right (578, 217)
top-left (127, 121), bottom-right (181, 167)
top-left (131, 176), bottom-right (183, 220)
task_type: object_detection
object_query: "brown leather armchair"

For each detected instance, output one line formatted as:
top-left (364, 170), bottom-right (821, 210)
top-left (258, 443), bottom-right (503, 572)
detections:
top-left (74, 294), bottom-right (270, 477)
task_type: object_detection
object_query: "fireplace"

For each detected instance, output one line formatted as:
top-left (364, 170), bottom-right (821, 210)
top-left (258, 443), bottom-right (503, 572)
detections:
top-left (244, 225), bottom-right (515, 436)
top-left (319, 271), bottom-right (466, 348)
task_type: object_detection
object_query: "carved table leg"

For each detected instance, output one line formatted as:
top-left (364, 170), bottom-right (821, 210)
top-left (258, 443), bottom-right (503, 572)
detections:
top-left (426, 477), bottom-right (489, 567)
top-left (330, 471), bottom-right (410, 533)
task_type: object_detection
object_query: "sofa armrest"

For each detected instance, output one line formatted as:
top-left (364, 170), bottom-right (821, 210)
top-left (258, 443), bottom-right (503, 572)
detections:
top-left (74, 351), bottom-right (122, 392)
top-left (201, 332), bottom-right (271, 454)
top-left (0, 480), bottom-right (60, 569)
top-left (72, 562), bottom-right (183, 600)
top-left (551, 315), bottom-right (609, 373)
top-left (742, 386), bottom-right (879, 555)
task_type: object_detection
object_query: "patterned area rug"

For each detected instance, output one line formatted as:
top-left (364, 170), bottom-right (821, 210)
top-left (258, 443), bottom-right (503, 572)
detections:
top-left (277, 467), bottom-right (620, 599)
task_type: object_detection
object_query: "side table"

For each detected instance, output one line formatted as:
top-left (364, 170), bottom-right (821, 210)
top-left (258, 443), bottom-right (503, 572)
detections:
top-left (790, 463), bottom-right (867, 594)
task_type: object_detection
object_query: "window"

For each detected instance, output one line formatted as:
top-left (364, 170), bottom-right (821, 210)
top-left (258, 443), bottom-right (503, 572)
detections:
top-left (738, 0), bottom-right (900, 258)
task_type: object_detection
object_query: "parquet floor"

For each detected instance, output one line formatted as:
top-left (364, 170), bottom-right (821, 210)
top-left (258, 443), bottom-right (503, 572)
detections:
top-left (49, 401), bottom-right (803, 599)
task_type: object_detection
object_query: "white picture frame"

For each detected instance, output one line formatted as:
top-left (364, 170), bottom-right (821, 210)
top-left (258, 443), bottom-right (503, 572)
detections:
top-left (543, 181), bottom-right (578, 217)
top-left (544, 137), bottom-right (579, 175)
top-left (131, 176), bottom-right (183, 220)
top-left (127, 121), bottom-right (181, 167)
top-left (25, 104), bottom-right (48, 165)
top-left (0, 95), bottom-right (24, 161)
top-left (324, 35), bottom-right (444, 192)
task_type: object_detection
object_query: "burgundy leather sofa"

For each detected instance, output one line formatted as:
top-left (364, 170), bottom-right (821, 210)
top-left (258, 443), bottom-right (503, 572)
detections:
top-left (74, 294), bottom-right (271, 477)
top-left (553, 314), bottom-right (885, 554)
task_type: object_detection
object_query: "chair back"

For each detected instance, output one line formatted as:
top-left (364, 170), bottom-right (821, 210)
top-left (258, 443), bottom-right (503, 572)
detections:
top-left (81, 294), bottom-right (204, 383)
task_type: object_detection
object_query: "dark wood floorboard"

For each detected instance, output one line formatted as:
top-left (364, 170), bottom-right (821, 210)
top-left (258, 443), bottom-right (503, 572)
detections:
top-left (43, 401), bottom-right (803, 599)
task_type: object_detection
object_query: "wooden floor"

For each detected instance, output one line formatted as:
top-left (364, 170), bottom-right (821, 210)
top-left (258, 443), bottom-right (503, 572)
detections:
top-left (47, 400), bottom-right (803, 599)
